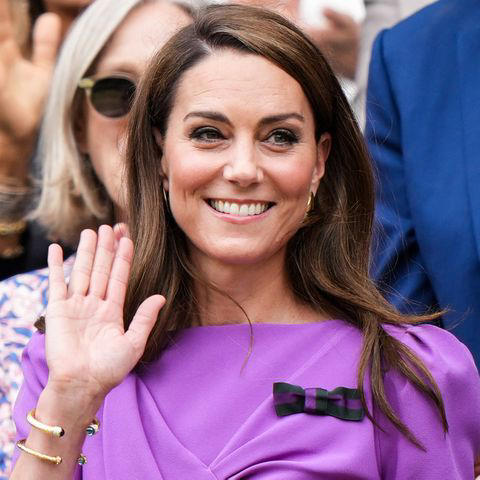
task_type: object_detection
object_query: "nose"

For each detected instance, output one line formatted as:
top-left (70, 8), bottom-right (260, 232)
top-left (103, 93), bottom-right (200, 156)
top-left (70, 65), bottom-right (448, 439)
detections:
top-left (223, 140), bottom-right (264, 187)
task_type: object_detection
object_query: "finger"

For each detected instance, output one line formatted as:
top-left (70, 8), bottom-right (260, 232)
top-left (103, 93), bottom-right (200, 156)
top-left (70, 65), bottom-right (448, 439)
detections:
top-left (89, 225), bottom-right (116, 298)
top-left (113, 222), bottom-right (130, 250)
top-left (48, 243), bottom-right (66, 302)
top-left (106, 236), bottom-right (133, 309)
top-left (68, 229), bottom-right (97, 297)
top-left (323, 8), bottom-right (356, 29)
top-left (125, 295), bottom-right (165, 358)
top-left (0, 0), bottom-right (14, 43)
top-left (31, 12), bottom-right (61, 70)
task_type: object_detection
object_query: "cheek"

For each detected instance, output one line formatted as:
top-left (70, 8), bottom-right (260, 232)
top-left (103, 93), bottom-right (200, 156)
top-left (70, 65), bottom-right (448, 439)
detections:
top-left (85, 115), bottom-right (127, 204)
top-left (271, 153), bottom-right (318, 200)
top-left (164, 147), bottom-right (220, 198)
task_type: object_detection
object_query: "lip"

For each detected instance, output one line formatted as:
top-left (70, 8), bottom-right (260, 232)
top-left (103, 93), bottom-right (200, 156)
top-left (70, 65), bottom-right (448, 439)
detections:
top-left (205, 199), bottom-right (274, 224)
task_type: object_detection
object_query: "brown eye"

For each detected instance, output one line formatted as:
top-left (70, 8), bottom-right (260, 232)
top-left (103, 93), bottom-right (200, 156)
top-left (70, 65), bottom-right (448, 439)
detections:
top-left (266, 129), bottom-right (298, 146)
top-left (190, 127), bottom-right (224, 142)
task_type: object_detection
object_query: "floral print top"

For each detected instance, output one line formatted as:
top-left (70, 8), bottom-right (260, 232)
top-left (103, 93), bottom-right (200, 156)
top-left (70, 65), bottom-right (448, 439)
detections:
top-left (0, 257), bottom-right (74, 478)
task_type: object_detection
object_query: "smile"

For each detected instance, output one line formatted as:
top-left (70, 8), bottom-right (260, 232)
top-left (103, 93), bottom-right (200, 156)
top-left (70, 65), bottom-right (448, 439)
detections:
top-left (208, 199), bottom-right (272, 216)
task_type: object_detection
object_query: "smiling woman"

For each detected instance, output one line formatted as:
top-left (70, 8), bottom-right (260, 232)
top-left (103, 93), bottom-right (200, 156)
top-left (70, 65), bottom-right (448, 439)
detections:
top-left (154, 50), bottom-right (330, 267)
top-left (9, 3), bottom-right (480, 480)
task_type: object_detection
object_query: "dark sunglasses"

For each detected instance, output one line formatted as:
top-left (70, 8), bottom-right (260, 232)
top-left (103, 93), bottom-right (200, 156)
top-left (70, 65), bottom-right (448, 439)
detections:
top-left (78, 74), bottom-right (136, 118)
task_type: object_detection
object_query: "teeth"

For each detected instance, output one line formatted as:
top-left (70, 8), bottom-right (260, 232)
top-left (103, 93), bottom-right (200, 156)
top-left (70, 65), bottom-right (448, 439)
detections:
top-left (209, 200), bottom-right (270, 216)
top-left (239, 205), bottom-right (249, 216)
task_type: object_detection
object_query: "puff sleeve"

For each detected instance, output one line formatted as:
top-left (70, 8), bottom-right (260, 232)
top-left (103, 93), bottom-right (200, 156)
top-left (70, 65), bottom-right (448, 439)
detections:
top-left (375, 324), bottom-right (480, 479)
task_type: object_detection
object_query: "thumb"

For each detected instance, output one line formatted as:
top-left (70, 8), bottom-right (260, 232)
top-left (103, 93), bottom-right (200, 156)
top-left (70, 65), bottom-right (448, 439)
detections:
top-left (31, 12), bottom-right (62, 70)
top-left (125, 295), bottom-right (166, 358)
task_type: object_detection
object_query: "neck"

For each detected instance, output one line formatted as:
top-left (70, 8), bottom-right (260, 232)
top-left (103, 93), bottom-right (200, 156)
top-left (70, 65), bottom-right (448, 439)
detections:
top-left (192, 248), bottom-right (326, 327)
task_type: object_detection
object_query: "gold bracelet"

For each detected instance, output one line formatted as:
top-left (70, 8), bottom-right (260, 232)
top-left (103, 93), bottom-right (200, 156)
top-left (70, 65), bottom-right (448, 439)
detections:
top-left (27, 409), bottom-right (64, 437)
top-left (0, 244), bottom-right (24, 259)
top-left (27, 409), bottom-right (100, 437)
top-left (16, 439), bottom-right (88, 465)
top-left (0, 219), bottom-right (26, 235)
top-left (16, 439), bottom-right (62, 465)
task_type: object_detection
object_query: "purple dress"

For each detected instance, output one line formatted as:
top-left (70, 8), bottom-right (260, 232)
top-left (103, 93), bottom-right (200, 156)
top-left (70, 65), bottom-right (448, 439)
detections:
top-left (12, 320), bottom-right (480, 479)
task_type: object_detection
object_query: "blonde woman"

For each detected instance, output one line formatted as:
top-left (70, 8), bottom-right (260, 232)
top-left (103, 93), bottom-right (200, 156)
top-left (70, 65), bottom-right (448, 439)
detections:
top-left (0, 0), bottom-right (193, 474)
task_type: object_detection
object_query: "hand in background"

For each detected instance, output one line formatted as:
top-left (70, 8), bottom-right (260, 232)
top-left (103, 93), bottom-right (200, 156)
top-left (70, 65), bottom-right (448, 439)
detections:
top-left (304, 8), bottom-right (360, 80)
top-left (0, 0), bottom-right (61, 147)
top-left (45, 225), bottom-right (165, 402)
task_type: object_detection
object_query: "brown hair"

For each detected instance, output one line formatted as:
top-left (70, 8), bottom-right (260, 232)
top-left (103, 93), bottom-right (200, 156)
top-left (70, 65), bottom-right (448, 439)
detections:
top-left (124, 3), bottom-right (446, 448)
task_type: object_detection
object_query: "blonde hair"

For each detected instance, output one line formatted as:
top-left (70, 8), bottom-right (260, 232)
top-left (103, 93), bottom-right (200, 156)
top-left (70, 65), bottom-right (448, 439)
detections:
top-left (32, 0), bottom-right (196, 246)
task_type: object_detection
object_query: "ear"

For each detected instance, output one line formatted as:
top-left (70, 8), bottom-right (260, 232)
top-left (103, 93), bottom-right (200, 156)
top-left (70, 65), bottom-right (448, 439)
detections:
top-left (153, 127), bottom-right (169, 191)
top-left (311, 132), bottom-right (331, 192)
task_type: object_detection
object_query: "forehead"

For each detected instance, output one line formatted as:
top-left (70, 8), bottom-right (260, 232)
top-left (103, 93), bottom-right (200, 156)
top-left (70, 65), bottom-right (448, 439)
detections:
top-left (171, 49), bottom-right (314, 121)
top-left (95, 2), bottom-right (190, 75)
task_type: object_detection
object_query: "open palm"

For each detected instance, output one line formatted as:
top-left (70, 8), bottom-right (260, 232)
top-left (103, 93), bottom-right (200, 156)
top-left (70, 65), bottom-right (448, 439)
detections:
top-left (45, 225), bottom-right (165, 399)
top-left (0, 0), bottom-right (61, 139)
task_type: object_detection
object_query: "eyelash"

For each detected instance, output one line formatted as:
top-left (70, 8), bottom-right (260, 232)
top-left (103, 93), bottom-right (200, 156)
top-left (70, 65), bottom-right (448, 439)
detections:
top-left (189, 127), bottom-right (299, 146)
top-left (189, 127), bottom-right (223, 143)
top-left (266, 129), bottom-right (299, 146)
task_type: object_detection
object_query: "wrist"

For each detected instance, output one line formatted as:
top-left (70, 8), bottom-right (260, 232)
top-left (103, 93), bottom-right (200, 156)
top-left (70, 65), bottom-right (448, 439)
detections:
top-left (0, 131), bottom-right (35, 181)
top-left (39, 381), bottom-right (104, 424)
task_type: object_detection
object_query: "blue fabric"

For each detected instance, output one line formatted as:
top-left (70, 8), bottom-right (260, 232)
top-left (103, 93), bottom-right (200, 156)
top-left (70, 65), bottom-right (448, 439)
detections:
top-left (366, 0), bottom-right (480, 366)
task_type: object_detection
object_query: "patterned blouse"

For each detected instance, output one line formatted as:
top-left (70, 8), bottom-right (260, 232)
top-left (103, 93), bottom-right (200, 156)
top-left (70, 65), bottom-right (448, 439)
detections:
top-left (0, 257), bottom-right (74, 478)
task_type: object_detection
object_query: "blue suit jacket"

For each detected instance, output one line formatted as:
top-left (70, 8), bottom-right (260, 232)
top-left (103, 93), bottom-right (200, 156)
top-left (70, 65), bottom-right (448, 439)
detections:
top-left (366, 0), bottom-right (480, 365)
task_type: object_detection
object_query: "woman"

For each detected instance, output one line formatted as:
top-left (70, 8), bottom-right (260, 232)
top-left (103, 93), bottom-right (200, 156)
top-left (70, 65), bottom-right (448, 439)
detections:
top-left (10, 4), bottom-right (480, 479)
top-left (0, 0), bottom-right (192, 475)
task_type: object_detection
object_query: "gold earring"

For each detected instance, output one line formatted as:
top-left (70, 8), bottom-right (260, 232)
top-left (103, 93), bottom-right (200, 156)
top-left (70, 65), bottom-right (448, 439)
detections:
top-left (306, 191), bottom-right (315, 213)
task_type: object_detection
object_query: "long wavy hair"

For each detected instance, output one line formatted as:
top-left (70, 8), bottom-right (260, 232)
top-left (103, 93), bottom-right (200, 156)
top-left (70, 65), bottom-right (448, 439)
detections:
top-left (124, 3), bottom-right (446, 448)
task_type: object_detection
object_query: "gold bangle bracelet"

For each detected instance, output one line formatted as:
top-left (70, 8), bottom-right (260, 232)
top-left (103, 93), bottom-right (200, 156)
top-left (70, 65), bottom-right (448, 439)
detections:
top-left (0, 244), bottom-right (24, 259)
top-left (27, 409), bottom-right (100, 437)
top-left (16, 439), bottom-right (62, 465)
top-left (0, 219), bottom-right (26, 235)
top-left (27, 409), bottom-right (64, 437)
top-left (16, 439), bottom-right (88, 465)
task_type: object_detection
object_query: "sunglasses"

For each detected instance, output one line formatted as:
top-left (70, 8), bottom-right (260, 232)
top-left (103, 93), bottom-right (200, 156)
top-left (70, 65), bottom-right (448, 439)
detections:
top-left (78, 74), bottom-right (136, 118)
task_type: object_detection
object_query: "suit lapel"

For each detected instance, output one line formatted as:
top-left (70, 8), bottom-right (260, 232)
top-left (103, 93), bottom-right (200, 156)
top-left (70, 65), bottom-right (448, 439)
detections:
top-left (457, 25), bottom-right (480, 261)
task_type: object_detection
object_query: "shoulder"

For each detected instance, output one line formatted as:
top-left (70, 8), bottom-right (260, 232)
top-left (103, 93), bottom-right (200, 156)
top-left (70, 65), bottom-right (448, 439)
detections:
top-left (379, 0), bottom-right (476, 55)
top-left (0, 255), bottom-right (75, 320)
top-left (384, 323), bottom-right (480, 435)
top-left (0, 262), bottom-right (49, 324)
top-left (385, 323), bottom-right (478, 382)
top-left (386, 322), bottom-right (476, 364)
top-left (375, 323), bottom-right (480, 476)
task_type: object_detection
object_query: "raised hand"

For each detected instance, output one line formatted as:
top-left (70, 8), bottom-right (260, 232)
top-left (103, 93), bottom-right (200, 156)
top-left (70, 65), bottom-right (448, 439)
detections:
top-left (303, 8), bottom-right (360, 80)
top-left (45, 225), bottom-right (165, 401)
top-left (0, 0), bottom-right (61, 141)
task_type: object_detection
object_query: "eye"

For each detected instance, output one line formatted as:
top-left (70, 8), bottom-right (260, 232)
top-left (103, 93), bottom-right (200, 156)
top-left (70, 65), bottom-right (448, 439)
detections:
top-left (190, 127), bottom-right (224, 143)
top-left (265, 129), bottom-right (299, 146)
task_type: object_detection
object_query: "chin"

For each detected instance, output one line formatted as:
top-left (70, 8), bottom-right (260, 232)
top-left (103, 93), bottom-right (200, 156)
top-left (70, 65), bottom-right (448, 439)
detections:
top-left (193, 239), bottom-right (278, 267)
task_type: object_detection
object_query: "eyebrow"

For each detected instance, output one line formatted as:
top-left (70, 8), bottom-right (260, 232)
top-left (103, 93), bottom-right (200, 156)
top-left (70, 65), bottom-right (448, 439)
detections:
top-left (183, 111), bottom-right (305, 126)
